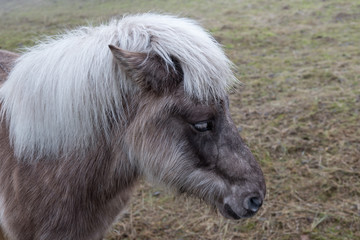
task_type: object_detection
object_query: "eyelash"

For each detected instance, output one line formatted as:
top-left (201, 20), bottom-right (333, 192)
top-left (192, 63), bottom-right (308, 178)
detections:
top-left (193, 121), bottom-right (213, 132)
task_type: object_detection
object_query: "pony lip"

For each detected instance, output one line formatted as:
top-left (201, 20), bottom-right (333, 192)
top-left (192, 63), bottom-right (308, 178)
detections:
top-left (0, 13), bottom-right (265, 239)
top-left (224, 203), bottom-right (242, 220)
top-left (217, 203), bottom-right (258, 220)
top-left (216, 201), bottom-right (242, 220)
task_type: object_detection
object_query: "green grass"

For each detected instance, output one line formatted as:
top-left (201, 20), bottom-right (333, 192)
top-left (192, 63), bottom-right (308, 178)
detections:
top-left (1, 0), bottom-right (359, 239)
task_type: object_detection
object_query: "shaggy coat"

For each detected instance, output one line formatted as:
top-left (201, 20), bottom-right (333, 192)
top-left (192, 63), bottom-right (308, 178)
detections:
top-left (0, 14), bottom-right (265, 240)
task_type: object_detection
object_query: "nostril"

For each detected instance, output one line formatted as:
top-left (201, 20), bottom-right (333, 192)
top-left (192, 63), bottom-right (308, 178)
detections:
top-left (246, 196), bottom-right (262, 213)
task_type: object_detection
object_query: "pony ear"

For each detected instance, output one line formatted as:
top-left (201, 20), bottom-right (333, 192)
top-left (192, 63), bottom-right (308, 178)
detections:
top-left (109, 45), bottom-right (183, 94)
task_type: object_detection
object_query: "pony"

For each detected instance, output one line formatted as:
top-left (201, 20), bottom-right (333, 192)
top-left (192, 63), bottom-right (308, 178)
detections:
top-left (0, 14), bottom-right (266, 240)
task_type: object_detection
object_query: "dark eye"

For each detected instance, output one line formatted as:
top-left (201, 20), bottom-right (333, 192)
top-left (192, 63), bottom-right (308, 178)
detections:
top-left (193, 121), bottom-right (213, 132)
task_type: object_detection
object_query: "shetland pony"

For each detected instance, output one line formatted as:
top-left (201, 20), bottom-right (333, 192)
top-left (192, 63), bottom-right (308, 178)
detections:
top-left (0, 14), bottom-right (265, 240)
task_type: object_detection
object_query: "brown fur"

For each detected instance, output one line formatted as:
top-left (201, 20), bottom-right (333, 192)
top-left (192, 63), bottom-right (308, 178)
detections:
top-left (0, 107), bottom-right (137, 240)
top-left (0, 49), bottom-right (137, 240)
top-left (0, 49), bottom-right (266, 239)
top-left (0, 50), bottom-right (18, 240)
top-left (0, 228), bottom-right (5, 240)
top-left (0, 50), bottom-right (18, 84)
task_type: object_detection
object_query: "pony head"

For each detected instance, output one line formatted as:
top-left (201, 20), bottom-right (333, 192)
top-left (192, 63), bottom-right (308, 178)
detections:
top-left (0, 14), bottom-right (265, 219)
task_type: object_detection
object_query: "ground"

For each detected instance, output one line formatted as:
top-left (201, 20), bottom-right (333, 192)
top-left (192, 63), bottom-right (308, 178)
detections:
top-left (0, 0), bottom-right (359, 239)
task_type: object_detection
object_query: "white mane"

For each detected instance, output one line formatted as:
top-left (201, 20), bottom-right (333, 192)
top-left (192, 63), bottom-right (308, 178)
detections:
top-left (0, 13), bottom-right (237, 160)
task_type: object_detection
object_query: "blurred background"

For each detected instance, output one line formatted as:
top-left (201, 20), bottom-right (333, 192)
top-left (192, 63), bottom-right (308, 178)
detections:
top-left (0, 0), bottom-right (359, 239)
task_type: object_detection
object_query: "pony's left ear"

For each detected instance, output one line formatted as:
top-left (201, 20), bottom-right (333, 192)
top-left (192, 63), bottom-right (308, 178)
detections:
top-left (109, 45), bottom-right (183, 94)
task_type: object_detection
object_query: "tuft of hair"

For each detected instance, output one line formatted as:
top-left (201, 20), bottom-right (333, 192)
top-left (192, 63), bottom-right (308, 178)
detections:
top-left (0, 13), bottom-right (237, 161)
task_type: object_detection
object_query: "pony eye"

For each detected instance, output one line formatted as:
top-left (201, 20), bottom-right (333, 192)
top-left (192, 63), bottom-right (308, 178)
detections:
top-left (193, 121), bottom-right (213, 132)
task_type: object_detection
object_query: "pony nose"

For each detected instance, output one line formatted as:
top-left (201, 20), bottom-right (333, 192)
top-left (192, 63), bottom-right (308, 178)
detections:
top-left (244, 196), bottom-right (262, 213)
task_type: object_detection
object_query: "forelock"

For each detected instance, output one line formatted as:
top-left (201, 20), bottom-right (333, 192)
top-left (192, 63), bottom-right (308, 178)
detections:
top-left (115, 14), bottom-right (237, 101)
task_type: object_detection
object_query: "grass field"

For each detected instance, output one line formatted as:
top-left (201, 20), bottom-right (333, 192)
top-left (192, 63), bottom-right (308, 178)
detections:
top-left (1, 0), bottom-right (359, 239)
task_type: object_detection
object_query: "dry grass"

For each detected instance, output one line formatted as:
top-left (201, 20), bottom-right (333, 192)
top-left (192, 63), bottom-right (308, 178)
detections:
top-left (1, 0), bottom-right (359, 239)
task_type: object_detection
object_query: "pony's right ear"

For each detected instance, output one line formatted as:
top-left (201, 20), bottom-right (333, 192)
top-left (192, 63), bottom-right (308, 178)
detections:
top-left (109, 45), bottom-right (183, 94)
top-left (109, 45), bottom-right (147, 83)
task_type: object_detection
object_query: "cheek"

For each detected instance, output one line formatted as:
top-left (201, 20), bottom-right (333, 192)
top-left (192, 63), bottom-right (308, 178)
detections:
top-left (139, 113), bottom-right (221, 172)
top-left (184, 131), bottom-right (219, 168)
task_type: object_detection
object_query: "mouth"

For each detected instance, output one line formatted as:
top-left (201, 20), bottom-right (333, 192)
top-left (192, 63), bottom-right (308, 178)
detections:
top-left (224, 203), bottom-right (242, 220)
top-left (216, 201), bottom-right (259, 220)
